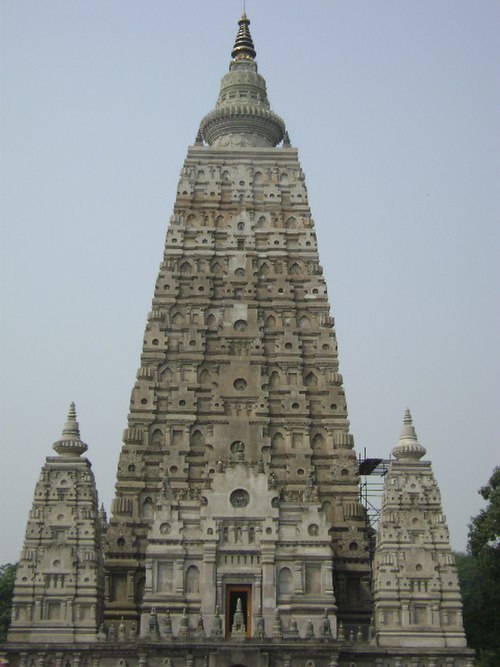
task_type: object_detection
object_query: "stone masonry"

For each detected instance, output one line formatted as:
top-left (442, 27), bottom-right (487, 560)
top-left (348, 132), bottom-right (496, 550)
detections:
top-left (2, 12), bottom-right (474, 667)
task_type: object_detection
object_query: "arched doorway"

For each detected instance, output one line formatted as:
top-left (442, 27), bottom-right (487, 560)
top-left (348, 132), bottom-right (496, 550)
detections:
top-left (225, 584), bottom-right (252, 638)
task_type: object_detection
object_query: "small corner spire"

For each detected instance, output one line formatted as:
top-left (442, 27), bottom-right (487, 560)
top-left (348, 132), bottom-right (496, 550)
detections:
top-left (99, 503), bottom-right (108, 525)
top-left (231, 12), bottom-right (256, 61)
top-left (391, 407), bottom-right (426, 461)
top-left (194, 129), bottom-right (204, 145)
top-left (53, 401), bottom-right (88, 457)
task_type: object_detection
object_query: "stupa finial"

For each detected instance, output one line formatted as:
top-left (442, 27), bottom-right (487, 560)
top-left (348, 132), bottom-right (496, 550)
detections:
top-left (199, 11), bottom-right (285, 148)
top-left (53, 402), bottom-right (88, 457)
top-left (231, 11), bottom-right (256, 61)
top-left (391, 408), bottom-right (426, 461)
top-left (64, 402), bottom-right (79, 435)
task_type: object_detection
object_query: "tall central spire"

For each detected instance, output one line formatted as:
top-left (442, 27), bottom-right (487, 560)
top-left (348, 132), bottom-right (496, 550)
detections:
top-left (231, 11), bottom-right (256, 61)
top-left (104, 9), bottom-right (372, 639)
top-left (199, 12), bottom-right (285, 148)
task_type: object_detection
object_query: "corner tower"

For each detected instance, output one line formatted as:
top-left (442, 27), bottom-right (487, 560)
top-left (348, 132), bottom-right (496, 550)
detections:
top-left (104, 13), bottom-right (371, 638)
top-left (373, 410), bottom-right (467, 649)
top-left (8, 405), bottom-right (104, 644)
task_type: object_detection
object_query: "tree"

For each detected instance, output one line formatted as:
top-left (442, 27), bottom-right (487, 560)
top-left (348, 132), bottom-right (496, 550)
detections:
top-left (0, 563), bottom-right (17, 643)
top-left (454, 552), bottom-right (487, 662)
top-left (462, 466), bottom-right (500, 667)
top-left (469, 466), bottom-right (500, 561)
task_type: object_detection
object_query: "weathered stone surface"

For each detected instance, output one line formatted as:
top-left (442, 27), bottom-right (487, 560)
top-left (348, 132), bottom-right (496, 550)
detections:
top-left (103, 13), bottom-right (371, 640)
top-left (7, 405), bottom-right (104, 644)
top-left (2, 12), bottom-right (474, 667)
top-left (373, 410), bottom-right (468, 649)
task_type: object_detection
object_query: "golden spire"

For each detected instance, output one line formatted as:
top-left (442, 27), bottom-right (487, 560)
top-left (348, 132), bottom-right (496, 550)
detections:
top-left (231, 11), bottom-right (256, 61)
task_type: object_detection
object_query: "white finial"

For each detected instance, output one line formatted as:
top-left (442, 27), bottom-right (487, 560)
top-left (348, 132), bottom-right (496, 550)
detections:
top-left (53, 402), bottom-right (88, 457)
top-left (391, 408), bottom-right (426, 460)
top-left (62, 402), bottom-right (80, 439)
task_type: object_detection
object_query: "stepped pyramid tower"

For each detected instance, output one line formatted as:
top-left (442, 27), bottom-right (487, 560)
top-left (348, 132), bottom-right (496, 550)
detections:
top-left (103, 10), bottom-right (371, 640)
top-left (7, 405), bottom-right (104, 644)
top-left (373, 410), bottom-right (468, 649)
top-left (3, 12), bottom-right (474, 667)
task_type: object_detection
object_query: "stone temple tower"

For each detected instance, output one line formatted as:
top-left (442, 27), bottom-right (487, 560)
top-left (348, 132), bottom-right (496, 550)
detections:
top-left (373, 410), bottom-right (468, 649)
top-left (3, 12), bottom-right (474, 667)
top-left (8, 405), bottom-right (104, 644)
top-left (104, 11), bottom-right (371, 639)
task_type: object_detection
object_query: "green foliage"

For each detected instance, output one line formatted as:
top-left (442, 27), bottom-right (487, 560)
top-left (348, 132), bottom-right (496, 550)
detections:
top-left (454, 552), bottom-right (490, 666)
top-left (0, 563), bottom-right (17, 643)
top-left (456, 466), bottom-right (500, 667)
top-left (469, 466), bottom-right (500, 562)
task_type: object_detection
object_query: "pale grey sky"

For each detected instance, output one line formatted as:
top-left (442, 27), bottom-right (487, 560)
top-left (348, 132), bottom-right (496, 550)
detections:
top-left (1, 0), bottom-right (499, 563)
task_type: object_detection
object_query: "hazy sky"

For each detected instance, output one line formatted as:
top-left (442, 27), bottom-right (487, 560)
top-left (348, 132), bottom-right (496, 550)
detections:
top-left (1, 1), bottom-right (499, 563)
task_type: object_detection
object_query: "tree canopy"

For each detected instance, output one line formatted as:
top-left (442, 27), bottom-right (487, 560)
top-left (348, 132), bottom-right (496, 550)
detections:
top-left (469, 465), bottom-right (500, 561)
top-left (0, 562), bottom-right (17, 643)
top-left (455, 466), bottom-right (500, 667)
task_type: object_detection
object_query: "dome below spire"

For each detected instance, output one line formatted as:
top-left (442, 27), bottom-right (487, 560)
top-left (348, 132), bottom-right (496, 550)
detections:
top-left (199, 12), bottom-right (285, 148)
top-left (391, 408), bottom-right (427, 461)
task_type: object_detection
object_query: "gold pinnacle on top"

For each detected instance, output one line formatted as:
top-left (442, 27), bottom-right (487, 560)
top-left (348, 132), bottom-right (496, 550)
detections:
top-left (231, 11), bottom-right (256, 61)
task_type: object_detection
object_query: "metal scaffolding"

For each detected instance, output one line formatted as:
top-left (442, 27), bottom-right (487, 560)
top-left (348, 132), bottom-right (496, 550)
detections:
top-left (358, 449), bottom-right (390, 531)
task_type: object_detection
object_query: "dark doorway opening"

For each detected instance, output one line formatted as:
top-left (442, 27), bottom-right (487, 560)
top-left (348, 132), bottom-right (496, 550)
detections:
top-left (225, 584), bottom-right (252, 637)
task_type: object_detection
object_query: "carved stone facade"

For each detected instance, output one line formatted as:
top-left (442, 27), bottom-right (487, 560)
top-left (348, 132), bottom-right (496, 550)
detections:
top-left (373, 411), bottom-right (467, 649)
top-left (2, 12), bottom-right (473, 667)
top-left (8, 405), bottom-right (104, 644)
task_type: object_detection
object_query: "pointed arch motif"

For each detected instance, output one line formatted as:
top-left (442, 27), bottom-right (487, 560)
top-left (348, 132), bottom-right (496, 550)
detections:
top-left (266, 315), bottom-right (276, 329)
top-left (142, 497), bottom-right (154, 519)
top-left (259, 262), bottom-right (270, 277)
top-left (151, 429), bottom-right (163, 447)
top-left (191, 429), bottom-right (204, 447)
top-left (160, 365), bottom-right (173, 382)
top-left (269, 371), bottom-right (280, 388)
top-left (185, 565), bottom-right (200, 594)
top-left (272, 432), bottom-right (285, 450)
top-left (312, 433), bottom-right (325, 449)
top-left (211, 261), bottom-right (223, 275)
top-left (304, 371), bottom-right (318, 387)
top-left (278, 567), bottom-right (293, 595)
top-left (172, 311), bottom-right (184, 326)
top-left (199, 368), bottom-right (210, 384)
top-left (180, 261), bottom-right (192, 275)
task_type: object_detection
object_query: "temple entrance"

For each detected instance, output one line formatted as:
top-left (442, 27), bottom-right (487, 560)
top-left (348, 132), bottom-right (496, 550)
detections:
top-left (225, 584), bottom-right (252, 638)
